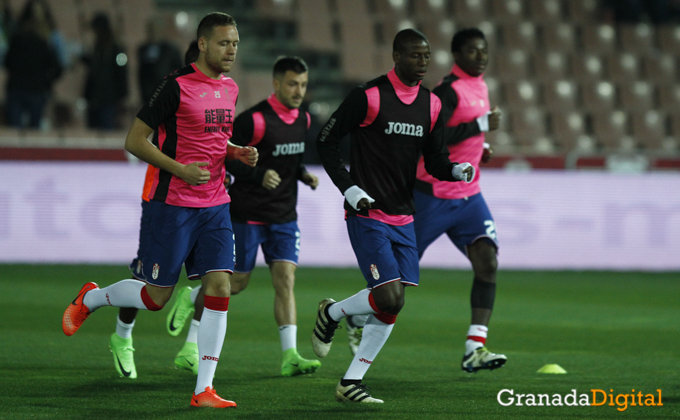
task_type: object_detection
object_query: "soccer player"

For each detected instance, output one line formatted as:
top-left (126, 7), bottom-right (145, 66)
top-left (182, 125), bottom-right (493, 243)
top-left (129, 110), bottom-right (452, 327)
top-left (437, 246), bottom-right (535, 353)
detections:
top-left (107, 39), bottom-right (204, 380)
top-left (62, 13), bottom-right (258, 408)
top-left (167, 56), bottom-right (322, 377)
top-left (414, 28), bottom-right (506, 373)
top-left (312, 28), bottom-right (474, 403)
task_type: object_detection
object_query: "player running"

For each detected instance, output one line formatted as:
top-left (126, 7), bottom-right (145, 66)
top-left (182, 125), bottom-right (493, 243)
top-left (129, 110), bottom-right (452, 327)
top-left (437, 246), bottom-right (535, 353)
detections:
top-left (414, 28), bottom-right (506, 373)
top-left (62, 13), bottom-right (258, 408)
top-left (312, 29), bottom-right (474, 403)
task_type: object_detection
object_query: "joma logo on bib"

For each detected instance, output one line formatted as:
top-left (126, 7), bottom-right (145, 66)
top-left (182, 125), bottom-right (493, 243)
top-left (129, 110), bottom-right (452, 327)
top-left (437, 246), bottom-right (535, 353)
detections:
top-left (384, 122), bottom-right (424, 136)
top-left (273, 142), bottom-right (305, 156)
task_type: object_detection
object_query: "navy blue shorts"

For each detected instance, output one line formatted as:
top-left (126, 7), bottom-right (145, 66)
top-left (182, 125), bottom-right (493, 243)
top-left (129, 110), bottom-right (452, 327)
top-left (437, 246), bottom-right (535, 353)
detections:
top-left (413, 190), bottom-right (498, 258)
top-left (232, 221), bottom-right (300, 273)
top-left (135, 200), bottom-right (235, 287)
top-left (346, 215), bottom-right (419, 288)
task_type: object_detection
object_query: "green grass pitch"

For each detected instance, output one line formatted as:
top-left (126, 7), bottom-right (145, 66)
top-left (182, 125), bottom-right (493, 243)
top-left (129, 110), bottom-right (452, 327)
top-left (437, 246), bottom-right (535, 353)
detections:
top-left (0, 265), bottom-right (677, 419)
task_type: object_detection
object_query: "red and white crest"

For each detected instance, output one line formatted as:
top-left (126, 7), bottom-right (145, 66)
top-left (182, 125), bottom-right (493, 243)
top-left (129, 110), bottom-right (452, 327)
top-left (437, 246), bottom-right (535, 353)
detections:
top-left (152, 263), bottom-right (160, 280)
top-left (370, 264), bottom-right (380, 280)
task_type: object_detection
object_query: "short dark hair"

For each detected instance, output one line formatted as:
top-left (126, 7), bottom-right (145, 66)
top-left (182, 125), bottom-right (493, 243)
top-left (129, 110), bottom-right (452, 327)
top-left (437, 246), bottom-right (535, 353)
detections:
top-left (197, 12), bottom-right (237, 40)
top-left (273, 56), bottom-right (308, 78)
top-left (393, 28), bottom-right (428, 53)
top-left (184, 40), bottom-right (199, 65)
top-left (451, 28), bottom-right (486, 53)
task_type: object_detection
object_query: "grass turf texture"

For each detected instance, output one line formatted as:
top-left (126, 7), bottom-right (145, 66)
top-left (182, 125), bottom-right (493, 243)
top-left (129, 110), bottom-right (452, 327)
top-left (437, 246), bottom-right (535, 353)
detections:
top-left (0, 265), bottom-right (678, 419)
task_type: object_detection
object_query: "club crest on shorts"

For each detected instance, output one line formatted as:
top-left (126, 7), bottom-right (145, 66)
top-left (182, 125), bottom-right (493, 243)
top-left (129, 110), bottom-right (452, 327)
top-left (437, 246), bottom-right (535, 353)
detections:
top-left (152, 263), bottom-right (160, 280)
top-left (370, 264), bottom-right (380, 280)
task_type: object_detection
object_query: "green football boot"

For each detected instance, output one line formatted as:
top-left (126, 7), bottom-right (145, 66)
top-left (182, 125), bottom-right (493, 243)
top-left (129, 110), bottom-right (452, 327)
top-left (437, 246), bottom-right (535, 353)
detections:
top-left (281, 348), bottom-right (321, 377)
top-left (175, 342), bottom-right (199, 375)
top-left (109, 333), bottom-right (137, 379)
top-left (166, 286), bottom-right (194, 336)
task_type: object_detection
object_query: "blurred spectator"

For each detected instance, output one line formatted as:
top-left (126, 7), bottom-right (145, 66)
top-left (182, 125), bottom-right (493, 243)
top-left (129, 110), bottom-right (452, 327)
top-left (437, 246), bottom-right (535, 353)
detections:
top-left (602, 0), bottom-right (675, 24)
top-left (83, 13), bottom-right (128, 130)
top-left (0, 0), bottom-right (16, 64)
top-left (4, 0), bottom-right (62, 128)
top-left (137, 18), bottom-right (182, 104)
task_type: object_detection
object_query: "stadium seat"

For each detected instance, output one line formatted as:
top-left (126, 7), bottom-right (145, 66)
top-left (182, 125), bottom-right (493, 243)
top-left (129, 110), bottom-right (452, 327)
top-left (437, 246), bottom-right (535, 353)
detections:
top-left (619, 81), bottom-right (655, 112)
top-left (500, 22), bottom-right (536, 50)
top-left (656, 25), bottom-right (680, 52)
top-left (452, 0), bottom-right (489, 24)
top-left (371, 0), bottom-right (409, 18)
top-left (542, 23), bottom-right (577, 52)
top-left (543, 80), bottom-right (579, 111)
top-left (581, 24), bottom-right (617, 54)
top-left (571, 54), bottom-right (605, 82)
top-left (485, 76), bottom-right (503, 108)
top-left (619, 23), bottom-right (655, 53)
top-left (631, 110), bottom-right (667, 150)
top-left (642, 54), bottom-right (677, 85)
top-left (297, 0), bottom-right (336, 52)
top-left (667, 111), bottom-right (680, 141)
top-left (490, 0), bottom-right (525, 23)
top-left (510, 107), bottom-right (547, 141)
top-left (486, 131), bottom-right (515, 154)
top-left (658, 83), bottom-right (680, 110)
top-left (606, 53), bottom-right (640, 83)
top-left (413, 0), bottom-right (451, 18)
top-left (550, 110), bottom-right (587, 149)
top-left (591, 110), bottom-right (631, 150)
top-left (492, 50), bottom-right (530, 82)
top-left (528, 0), bottom-right (563, 22)
top-left (255, 0), bottom-right (295, 20)
top-left (533, 51), bottom-right (569, 82)
top-left (503, 80), bottom-right (540, 108)
top-left (417, 16), bottom-right (456, 50)
top-left (337, 0), bottom-right (375, 82)
top-left (566, 0), bottom-right (599, 22)
top-left (581, 81), bottom-right (617, 112)
top-left (531, 136), bottom-right (558, 154)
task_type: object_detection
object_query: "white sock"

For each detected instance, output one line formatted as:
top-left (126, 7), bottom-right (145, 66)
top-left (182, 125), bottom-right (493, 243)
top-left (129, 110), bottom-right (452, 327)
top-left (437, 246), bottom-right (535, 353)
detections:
top-left (115, 315), bottom-right (135, 339)
top-left (347, 314), bottom-right (369, 328)
top-left (83, 280), bottom-right (146, 311)
top-left (186, 319), bottom-right (200, 344)
top-left (343, 314), bottom-right (394, 380)
top-left (465, 324), bottom-right (488, 354)
top-left (328, 289), bottom-right (375, 322)
top-left (195, 308), bottom-right (227, 395)
top-left (279, 325), bottom-right (297, 352)
top-left (190, 286), bottom-right (202, 304)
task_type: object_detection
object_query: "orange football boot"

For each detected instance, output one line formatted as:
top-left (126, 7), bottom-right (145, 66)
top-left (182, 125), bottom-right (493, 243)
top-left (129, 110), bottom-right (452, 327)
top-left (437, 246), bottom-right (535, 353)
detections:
top-left (190, 386), bottom-right (237, 408)
top-left (62, 282), bottom-right (99, 336)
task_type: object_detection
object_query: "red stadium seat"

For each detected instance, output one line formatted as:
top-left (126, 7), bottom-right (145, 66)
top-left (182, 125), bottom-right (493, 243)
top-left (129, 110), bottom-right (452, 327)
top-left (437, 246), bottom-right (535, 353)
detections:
top-left (551, 111), bottom-right (587, 149)
top-left (452, 0), bottom-right (489, 24)
top-left (500, 22), bottom-right (536, 50)
top-left (510, 107), bottom-right (548, 142)
top-left (492, 50), bottom-right (531, 82)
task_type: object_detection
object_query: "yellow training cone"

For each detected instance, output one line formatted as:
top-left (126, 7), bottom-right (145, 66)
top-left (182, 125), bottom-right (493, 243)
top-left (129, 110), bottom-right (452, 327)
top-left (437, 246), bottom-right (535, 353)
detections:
top-left (537, 364), bottom-right (567, 374)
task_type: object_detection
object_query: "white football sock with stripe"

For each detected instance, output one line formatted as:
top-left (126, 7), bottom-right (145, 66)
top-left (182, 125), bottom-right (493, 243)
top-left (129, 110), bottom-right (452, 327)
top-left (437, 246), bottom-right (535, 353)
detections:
top-left (328, 289), bottom-right (375, 322)
top-left (83, 280), bottom-right (146, 311)
top-left (279, 325), bottom-right (297, 352)
top-left (195, 307), bottom-right (227, 394)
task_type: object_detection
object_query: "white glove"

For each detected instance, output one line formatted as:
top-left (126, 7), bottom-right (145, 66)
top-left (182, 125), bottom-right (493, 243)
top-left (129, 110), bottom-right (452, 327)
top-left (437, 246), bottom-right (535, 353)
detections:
top-left (452, 162), bottom-right (475, 183)
top-left (343, 185), bottom-right (375, 211)
top-left (476, 112), bottom-right (491, 132)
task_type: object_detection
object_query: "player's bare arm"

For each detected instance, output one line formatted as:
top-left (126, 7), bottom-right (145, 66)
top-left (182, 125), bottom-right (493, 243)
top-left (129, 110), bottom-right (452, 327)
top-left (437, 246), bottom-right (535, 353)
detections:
top-left (227, 142), bottom-right (258, 167)
top-left (301, 172), bottom-right (318, 190)
top-left (262, 169), bottom-right (281, 190)
top-left (125, 117), bottom-right (210, 186)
